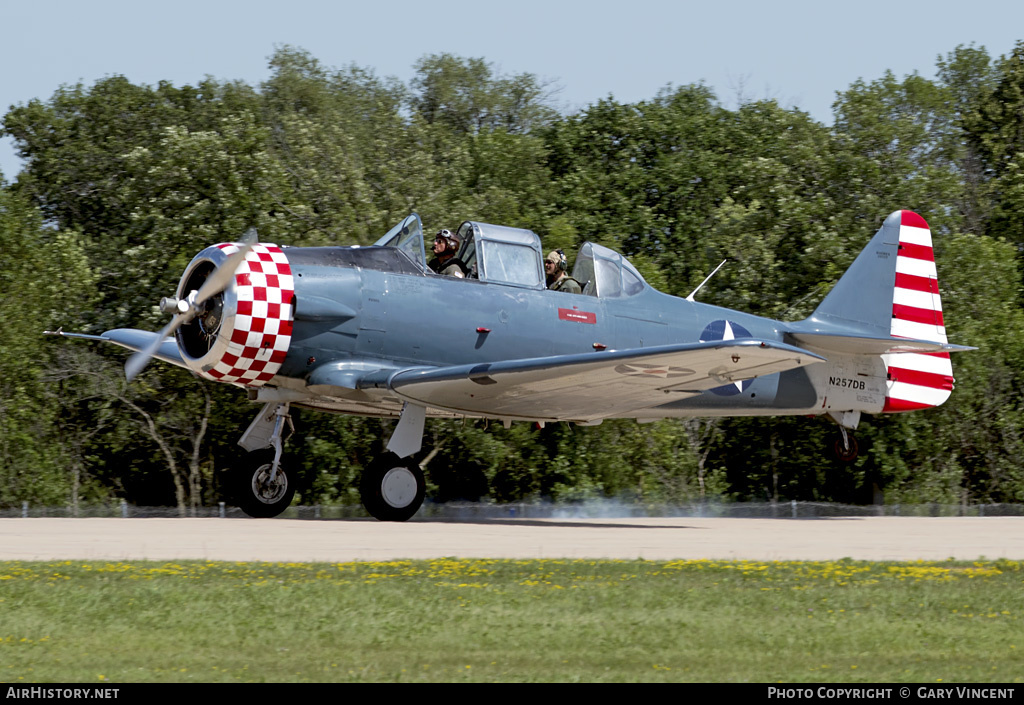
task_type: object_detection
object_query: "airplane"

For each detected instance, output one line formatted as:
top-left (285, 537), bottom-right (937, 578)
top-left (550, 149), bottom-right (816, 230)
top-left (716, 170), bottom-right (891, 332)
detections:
top-left (47, 209), bottom-right (971, 520)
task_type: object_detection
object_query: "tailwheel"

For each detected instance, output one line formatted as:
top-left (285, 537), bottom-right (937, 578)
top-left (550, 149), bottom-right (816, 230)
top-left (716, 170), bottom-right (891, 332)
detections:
top-left (234, 448), bottom-right (296, 518)
top-left (832, 430), bottom-right (859, 463)
top-left (360, 454), bottom-right (425, 522)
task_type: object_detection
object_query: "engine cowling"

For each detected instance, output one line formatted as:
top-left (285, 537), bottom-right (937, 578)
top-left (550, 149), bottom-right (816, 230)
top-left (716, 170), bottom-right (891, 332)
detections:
top-left (176, 243), bottom-right (295, 386)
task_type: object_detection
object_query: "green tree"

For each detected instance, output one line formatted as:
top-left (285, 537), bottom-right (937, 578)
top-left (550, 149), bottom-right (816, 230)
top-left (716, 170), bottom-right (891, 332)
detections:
top-left (936, 43), bottom-right (997, 237)
top-left (0, 185), bottom-right (96, 506)
top-left (410, 53), bottom-right (558, 136)
top-left (961, 41), bottom-right (1024, 250)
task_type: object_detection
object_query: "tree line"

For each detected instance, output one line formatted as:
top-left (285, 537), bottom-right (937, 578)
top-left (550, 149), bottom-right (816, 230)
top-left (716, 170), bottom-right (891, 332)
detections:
top-left (2, 43), bottom-right (1024, 514)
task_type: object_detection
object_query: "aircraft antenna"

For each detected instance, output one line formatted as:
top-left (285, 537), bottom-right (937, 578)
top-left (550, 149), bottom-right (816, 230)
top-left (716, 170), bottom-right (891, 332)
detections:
top-left (777, 284), bottom-right (826, 320)
top-left (686, 259), bottom-right (727, 302)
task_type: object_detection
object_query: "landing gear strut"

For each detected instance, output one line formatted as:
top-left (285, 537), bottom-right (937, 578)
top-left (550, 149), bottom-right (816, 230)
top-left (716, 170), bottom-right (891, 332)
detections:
top-left (833, 427), bottom-right (859, 463)
top-left (828, 410), bottom-right (860, 463)
top-left (234, 402), bottom-right (296, 518)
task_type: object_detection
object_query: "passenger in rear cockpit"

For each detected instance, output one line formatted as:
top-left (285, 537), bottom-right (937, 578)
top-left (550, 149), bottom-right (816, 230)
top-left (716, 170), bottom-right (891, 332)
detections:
top-left (545, 250), bottom-right (582, 294)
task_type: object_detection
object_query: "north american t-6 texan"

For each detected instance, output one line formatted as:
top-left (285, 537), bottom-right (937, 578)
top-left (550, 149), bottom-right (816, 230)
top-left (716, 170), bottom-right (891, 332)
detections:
top-left (49, 210), bottom-right (971, 520)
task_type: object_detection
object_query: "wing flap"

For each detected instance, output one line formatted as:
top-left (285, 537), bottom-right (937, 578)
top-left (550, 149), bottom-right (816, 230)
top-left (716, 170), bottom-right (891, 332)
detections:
top-left (382, 339), bottom-right (824, 421)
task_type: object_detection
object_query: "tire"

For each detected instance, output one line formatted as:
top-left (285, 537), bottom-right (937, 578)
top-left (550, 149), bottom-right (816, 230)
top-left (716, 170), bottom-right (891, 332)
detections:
top-left (234, 449), bottom-right (296, 518)
top-left (360, 454), bottom-right (425, 522)
top-left (833, 433), bottom-right (859, 463)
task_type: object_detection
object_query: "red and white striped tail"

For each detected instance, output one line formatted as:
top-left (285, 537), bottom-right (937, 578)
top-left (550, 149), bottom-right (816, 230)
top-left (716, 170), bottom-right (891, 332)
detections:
top-left (882, 211), bottom-right (954, 412)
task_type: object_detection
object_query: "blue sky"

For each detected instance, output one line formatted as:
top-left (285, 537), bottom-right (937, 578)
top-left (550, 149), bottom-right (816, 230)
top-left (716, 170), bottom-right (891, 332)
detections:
top-left (2, 0), bottom-right (1023, 180)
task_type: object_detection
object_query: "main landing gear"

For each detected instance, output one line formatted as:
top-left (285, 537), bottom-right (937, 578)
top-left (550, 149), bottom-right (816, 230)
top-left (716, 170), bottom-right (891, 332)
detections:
top-left (233, 402), bottom-right (296, 518)
top-left (234, 447), bottom-right (296, 518)
top-left (232, 401), bottom-right (429, 521)
top-left (359, 402), bottom-right (428, 521)
top-left (360, 453), bottom-right (426, 522)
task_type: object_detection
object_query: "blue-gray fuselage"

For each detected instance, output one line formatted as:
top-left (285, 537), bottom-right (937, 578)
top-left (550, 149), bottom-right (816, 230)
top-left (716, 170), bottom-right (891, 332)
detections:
top-left (276, 246), bottom-right (817, 417)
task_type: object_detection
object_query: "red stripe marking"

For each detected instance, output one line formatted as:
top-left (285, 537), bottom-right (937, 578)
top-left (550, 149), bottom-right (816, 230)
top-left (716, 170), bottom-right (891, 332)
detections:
top-left (892, 303), bottom-right (944, 326)
top-left (894, 272), bottom-right (939, 294)
top-left (901, 211), bottom-right (930, 229)
top-left (897, 242), bottom-right (934, 262)
top-left (558, 307), bottom-right (597, 324)
top-left (883, 397), bottom-right (934, 413)
top-left (887, 366), bottom-right (954, 390)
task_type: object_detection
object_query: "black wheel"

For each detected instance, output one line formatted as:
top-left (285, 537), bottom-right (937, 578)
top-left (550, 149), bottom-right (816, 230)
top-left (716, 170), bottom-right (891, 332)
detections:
top-left (360, 454), bottom-right (425, 522)
top-left (234, 449), bottom-right (296, 518)
top-left (833, 433), bottom-right (859, 463)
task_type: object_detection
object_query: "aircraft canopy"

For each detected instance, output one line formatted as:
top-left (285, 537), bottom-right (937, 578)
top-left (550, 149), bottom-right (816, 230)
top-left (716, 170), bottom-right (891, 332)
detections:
top-left (456, 221), bottom-right (545, 289)
top-left (572, 242), bottom-right (647, 298)
top-left (373, 215), bottom-right (648, 297)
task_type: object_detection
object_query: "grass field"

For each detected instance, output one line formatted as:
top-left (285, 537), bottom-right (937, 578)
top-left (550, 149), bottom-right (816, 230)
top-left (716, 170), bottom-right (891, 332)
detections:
top-left (1, 558), bottom-right (1021, 683)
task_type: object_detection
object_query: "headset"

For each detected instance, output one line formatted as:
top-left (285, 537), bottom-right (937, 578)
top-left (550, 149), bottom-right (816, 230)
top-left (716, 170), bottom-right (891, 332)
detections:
top-left (547, 249), bottom-right (568, 272)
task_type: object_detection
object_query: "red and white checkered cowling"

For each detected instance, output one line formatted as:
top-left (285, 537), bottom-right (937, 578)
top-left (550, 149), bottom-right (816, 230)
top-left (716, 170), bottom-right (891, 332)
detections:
top-left (176, 243), bottom-right (295, 386)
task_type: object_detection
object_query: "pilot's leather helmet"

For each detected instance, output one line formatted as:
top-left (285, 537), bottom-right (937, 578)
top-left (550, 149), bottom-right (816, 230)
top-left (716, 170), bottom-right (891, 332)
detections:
top-left (435, 229), bottom-right (460, 251)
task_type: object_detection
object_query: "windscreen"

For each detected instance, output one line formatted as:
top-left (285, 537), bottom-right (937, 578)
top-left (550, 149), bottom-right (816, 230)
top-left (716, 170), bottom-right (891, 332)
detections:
top-left (373, 214), bottom-right (426, 268)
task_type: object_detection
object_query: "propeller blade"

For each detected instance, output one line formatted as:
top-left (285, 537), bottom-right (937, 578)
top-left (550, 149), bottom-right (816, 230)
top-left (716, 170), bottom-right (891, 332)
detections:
top-left (124, 314), bottom-right (187, 381)
top-left (125, 238), bottom-right (255, 382)
top-left (194, 241), bottom-right (254, 306)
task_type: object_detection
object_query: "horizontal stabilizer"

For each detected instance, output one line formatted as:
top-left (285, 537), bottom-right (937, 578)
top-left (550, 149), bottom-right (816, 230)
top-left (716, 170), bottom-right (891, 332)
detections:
top-left (787, 332), bottom-right (975, 356)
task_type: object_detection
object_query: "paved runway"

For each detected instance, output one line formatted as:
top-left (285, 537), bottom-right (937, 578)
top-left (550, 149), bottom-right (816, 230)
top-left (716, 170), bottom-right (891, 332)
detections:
top-left (1, 516), bottom-right (1022, 562)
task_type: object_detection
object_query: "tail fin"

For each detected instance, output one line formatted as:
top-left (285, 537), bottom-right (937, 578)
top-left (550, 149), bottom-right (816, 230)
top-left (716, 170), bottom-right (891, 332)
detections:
top-left (800, 210), bottom-right (955, 412)
top-left (880, 211), bottom-right (954, 412)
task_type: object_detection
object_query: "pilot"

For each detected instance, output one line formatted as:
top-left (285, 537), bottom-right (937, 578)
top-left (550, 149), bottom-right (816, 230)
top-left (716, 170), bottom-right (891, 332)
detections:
top-left (545, 250), bottom-right (582, 294)
top-left (428, 230), bottom-right (469, 278)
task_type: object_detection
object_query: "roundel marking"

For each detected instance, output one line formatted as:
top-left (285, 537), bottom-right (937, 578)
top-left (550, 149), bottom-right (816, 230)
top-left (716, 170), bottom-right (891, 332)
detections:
top-left (699, 319), bottom-right (753, 396)
top-left (614, 364), bottom-right (695, 379)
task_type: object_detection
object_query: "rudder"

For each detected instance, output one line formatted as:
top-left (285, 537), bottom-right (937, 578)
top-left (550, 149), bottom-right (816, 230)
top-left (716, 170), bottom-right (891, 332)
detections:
top-left (882, 211), bottom-right (953, 412)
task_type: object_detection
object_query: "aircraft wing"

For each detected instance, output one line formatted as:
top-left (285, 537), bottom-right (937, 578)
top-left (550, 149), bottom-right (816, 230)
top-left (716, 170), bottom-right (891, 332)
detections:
top-left (46, 328), bottom-right (188, 369)
top-left (367, 339), bottom-right (824, 422)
